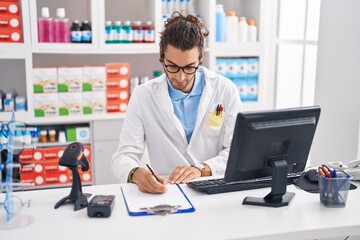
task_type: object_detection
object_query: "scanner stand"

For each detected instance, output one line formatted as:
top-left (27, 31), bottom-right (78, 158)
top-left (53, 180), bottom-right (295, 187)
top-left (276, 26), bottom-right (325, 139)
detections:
top-left (242, 156), bottom-right (295, 208)
top-left (54, 167), bottom-right (89, 211)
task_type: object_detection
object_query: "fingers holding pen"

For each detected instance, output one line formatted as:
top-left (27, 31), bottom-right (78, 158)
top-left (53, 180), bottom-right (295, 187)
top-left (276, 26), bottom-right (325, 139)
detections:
top-left (133, 167), bottom-right (168, 194)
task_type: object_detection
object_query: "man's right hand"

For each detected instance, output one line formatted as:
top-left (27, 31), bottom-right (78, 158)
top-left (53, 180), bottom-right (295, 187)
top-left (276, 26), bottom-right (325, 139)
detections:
top-left (131, 167), bottom-right (168, 194)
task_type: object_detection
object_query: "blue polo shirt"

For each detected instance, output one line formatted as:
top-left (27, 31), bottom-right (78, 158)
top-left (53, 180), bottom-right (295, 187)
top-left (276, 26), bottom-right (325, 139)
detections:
top-left (167, 71), bottom-right (205, 143)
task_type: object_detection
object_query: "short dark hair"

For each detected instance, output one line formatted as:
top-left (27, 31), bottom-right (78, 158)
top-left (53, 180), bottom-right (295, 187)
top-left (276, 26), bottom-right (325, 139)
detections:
top-left (159, 12), bottom-right (209, 62)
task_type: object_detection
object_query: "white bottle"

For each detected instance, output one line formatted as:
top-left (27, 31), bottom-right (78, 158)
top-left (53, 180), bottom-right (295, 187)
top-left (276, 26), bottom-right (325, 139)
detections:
top-left (180, 0), bottom-right (187, 13)
top-left (247, 19), bottom-right (257, 42)
top-left (226, 11), bottom-right (238, 43)
top-left (173, 0), bottom-right (180, 12)
top-left (187, 0), bottom-right (195, 14)
top-left (167, 0), bottom-right (174, 14)
top-left (237, 17), bottom-right (248, 43)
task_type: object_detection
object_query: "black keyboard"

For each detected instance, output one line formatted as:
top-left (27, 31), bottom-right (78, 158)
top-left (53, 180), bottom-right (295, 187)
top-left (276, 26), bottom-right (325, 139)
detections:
top-left (187, 172), bottom-right (302, 194)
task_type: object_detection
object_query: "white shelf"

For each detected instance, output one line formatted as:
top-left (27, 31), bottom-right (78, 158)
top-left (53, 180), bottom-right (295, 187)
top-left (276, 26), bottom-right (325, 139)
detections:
top-left (0, 111), bottom-right (125, 124)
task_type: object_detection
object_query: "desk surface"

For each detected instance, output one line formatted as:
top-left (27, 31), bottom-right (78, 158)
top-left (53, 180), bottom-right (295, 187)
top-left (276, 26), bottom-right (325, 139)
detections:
top-left (1, 182), bottom-right (360, 240)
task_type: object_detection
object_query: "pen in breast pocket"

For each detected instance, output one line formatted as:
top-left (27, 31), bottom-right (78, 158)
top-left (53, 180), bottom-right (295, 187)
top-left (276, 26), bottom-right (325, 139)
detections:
top-left (146, 164), bottom-right (160, 182)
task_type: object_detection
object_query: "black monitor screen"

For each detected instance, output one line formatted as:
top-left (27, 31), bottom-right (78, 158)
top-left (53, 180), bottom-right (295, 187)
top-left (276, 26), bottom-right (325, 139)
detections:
top-left (224, 106), bottom-right (321, 207)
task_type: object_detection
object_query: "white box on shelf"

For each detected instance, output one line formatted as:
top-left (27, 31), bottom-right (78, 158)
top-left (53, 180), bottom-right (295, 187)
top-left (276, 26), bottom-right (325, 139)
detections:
top-left (82, 66), bottom-right (106, 91)
top-left (82, 91), bottom-right (106, 115)
top-left (58, 92), bottom-right (83, 116)
top-left (32, 67), bottom-right (58, 93)
top-left (57, 67), bottom-right (83, 92)
top-left (33, 93), bottom-right (59, 117)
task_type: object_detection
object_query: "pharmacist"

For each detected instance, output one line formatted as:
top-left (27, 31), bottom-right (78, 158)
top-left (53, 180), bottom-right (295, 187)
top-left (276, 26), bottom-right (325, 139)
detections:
top-left (111, 12), bottom-right (242, 194)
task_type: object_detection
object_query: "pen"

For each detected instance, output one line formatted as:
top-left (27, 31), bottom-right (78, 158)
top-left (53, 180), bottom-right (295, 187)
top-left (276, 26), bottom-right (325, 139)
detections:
top-left (215, 104), bottom-right (220, 116)
top-left (146, 164), bottom-right (160, 182)
top-left (322, 165), bottom-right (332, 178)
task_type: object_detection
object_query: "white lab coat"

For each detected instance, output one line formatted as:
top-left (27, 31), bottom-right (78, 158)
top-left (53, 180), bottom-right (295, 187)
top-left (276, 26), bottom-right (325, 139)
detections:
top-left (111, 66), bottom-right (242, 183)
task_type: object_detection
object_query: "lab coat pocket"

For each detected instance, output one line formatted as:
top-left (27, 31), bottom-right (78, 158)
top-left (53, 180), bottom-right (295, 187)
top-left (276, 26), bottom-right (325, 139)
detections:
top-left (205, 111), bottom-right (224, 137)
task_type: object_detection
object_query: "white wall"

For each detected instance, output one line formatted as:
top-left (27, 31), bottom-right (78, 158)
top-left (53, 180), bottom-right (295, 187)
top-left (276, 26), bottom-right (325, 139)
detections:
top-left (311, 0), bottom-right (360, 166)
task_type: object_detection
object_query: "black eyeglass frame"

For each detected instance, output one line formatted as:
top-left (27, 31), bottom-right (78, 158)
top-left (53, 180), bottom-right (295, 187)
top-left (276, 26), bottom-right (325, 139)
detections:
top-left (160, 59), bottom-right (200, 75)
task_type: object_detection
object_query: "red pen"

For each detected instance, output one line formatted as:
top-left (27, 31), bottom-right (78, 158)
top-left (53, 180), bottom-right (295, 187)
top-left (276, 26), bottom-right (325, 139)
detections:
top-left (318, 167), bottom-right (326, 177)
top-left (321, 165), bottom-right (332, 178)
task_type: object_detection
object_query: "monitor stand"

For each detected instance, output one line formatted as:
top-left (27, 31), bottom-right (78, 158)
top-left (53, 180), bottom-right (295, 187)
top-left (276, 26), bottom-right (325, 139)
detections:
top-left (242, 156), bottom-right (295, 207)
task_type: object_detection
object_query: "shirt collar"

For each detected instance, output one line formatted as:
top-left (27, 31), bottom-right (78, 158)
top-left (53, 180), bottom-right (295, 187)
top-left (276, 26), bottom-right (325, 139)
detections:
top-left (167, 70), bottom-right (204, 101)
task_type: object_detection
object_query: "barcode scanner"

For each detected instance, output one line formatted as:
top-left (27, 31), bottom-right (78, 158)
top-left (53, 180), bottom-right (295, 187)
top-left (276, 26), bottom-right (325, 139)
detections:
top-left (54, 142), bottom-right (91, 211)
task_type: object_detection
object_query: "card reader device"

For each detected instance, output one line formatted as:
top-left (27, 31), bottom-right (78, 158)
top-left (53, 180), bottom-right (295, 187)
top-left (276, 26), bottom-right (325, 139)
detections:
top-left (87, 195), bottom-right (115, 218)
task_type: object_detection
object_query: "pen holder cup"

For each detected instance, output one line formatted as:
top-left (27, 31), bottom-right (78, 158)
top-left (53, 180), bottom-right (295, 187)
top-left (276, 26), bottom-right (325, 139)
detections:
top-left (319, 171), bottom-right (352, 208)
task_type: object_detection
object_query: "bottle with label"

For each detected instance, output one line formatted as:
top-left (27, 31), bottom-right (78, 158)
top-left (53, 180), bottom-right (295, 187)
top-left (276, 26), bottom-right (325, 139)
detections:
top-left (247, 19), bottom-right (257, 42)
top-left (187, 0), bottom-right (195, 14)
top-left (81, 20), bottom-right (92, 43)
top-left (143, 21), bottom-right (155, 43)
top-left (238, 17), bottom-right (248, 43)
top-left (216, 4), bottom-right (226, 42)
top-left (132, 21), bottom-right (144, 43)
top-left (113, 21), bottom-right (123, 43)
top-left (122, 21), bottom-right (133, 43)
top-left (226, 11), bottom-right (238, 43)
top-left (4, 93), bottom-right (14, 112)
top-left (105, 20), bottom-right (113, 43)
top-left (38, 7), bottom-right (54, 42)
top-left (54, 8), bottom-right (70, 43)
top-left (70, 20), bottom-right (82, 43)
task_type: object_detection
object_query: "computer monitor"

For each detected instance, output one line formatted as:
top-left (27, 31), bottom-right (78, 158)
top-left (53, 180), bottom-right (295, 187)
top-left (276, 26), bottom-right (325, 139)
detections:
top-left (224, 106), bottom-right (321, 207)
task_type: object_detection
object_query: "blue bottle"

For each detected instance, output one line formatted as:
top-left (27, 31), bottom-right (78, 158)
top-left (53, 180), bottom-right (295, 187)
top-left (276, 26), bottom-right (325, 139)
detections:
top-left (216, 4), bottom-right (226, 42)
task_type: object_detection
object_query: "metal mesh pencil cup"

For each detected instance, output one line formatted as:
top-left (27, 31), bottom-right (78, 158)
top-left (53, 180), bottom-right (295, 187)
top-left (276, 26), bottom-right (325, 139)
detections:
top-left (319, 171), bottom-right (352, 208)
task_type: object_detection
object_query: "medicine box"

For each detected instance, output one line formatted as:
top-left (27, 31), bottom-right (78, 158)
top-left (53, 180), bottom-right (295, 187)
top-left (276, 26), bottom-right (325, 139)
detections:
top-left (33, 68), bottom-right (58, 93)
top-left (106, 99), bottom-right (128, 113)
top-left (57, 67), bottom-right (83, 92)
top-left (58, 92), bottom-right (83, 116)
top-left (82, 66), bottom-right (106, 91)
top-left (82, 91), bottom-right (106, 115)
top-left (106, 63), bottom-right (130, 77)
top-left (247, 58), bottom-right (259, 78)
top-left (66, 127), bottom-right (91, 141)
top-left (33, 93), bottom-right (59, 117)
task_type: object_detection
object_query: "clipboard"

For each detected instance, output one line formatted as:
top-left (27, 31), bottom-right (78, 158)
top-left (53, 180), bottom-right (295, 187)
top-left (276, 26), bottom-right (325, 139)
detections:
top-left (121, 184), bottom-right (195, 216)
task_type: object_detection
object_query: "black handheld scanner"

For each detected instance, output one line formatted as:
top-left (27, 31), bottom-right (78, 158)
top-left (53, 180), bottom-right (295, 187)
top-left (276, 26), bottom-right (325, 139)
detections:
top-left (58, 142), bottom-right (89, 171)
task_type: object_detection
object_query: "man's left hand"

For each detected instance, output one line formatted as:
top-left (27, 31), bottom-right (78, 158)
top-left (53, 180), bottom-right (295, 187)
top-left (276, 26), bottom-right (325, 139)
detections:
top-left (168, 166), bottom-right (202, 184)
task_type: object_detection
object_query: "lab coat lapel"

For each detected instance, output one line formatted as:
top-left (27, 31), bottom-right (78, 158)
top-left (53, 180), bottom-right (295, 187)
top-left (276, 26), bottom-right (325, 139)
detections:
top-left (154, 78), bottom-right (187, 142)
top-left (192, 71), bottom-right (215, 140)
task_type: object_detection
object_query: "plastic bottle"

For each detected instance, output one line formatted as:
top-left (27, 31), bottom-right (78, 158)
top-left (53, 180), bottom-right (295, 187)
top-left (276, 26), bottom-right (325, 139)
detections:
top-left (237, 17), bottom-right (248, 43)
top-left (226, 11), bottom-right (238, 43)
top-left (215, 4), bottom-right (226, 42)
top-left (173, 0), bottom-right (180, 12)
top-left (113, 21), bottom-right (123, 43)
top-left (54, 8), bottom-right (70, 43)
top-left (162, 0), bottom-right (167, 15)
top-left (143, 21), bottom-right (155, 43)
top-left (180, 0), bottom-right (187, 13)
top-left (38, 7), bottom-right (54, 42)
top-left (132, 21), bottom-right (144, 43)
top-left (167, 0), bottom-right (173, 15)
top-left (81, 20), bottom-right (92, 43)
top-left (122, 21), bottom-right (133, 43)
top-left (247, 19), bottom-right (257, 42)
top-left (187, 0), bottom-right (195, 14)
top-left (4, 93), bottom-right (14, 112)
top-left (70, 20), bottom-right (82, 43)
top-left (105, 20), bottom-right (113, 43)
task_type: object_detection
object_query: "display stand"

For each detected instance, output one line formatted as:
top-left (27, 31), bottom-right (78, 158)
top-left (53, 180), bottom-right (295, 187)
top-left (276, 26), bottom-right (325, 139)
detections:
top-left (0, 113), bottom-right (35, 230)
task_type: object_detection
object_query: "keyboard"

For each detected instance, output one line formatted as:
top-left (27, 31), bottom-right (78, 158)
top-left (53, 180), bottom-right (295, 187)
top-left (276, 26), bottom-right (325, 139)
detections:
top-left (186, 172), bottom-right (302, 194)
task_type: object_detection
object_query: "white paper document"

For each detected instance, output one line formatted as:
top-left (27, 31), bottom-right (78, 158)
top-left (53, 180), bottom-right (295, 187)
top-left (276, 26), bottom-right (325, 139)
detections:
top-left (121, 184), bottom-right (195, 216)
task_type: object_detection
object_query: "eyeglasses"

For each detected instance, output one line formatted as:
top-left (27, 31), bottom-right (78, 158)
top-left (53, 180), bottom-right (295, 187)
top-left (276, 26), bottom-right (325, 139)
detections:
top-left (0, 195), bottom-right (31, 215)
top-left (161, 61), bottom-right (199, 75)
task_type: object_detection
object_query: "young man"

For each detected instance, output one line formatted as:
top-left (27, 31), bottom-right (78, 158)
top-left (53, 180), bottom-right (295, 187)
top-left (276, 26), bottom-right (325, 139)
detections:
top-left (111, 12), bottom-right (242, 193)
